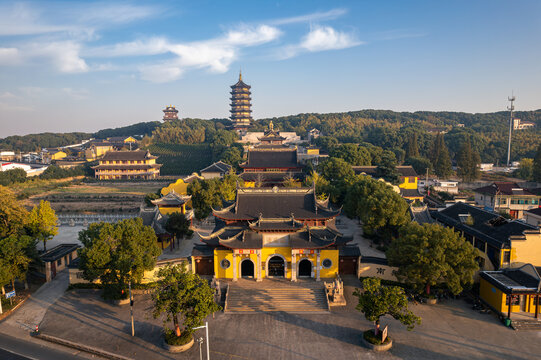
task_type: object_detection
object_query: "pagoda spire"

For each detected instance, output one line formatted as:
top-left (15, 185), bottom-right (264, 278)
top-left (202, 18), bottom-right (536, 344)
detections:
top-left (229, 71), bottom-right (252, 133)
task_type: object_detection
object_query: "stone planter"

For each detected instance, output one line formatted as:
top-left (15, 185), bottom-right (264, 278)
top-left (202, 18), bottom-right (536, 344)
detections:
top-left (112, 298), bottom-right (130, 306)
top-left (362, 336), bottom-right (393, 351)
top-left (162, 336), bottom-right (194, 353)
top-left (426, 298), bottom-right (437, 305)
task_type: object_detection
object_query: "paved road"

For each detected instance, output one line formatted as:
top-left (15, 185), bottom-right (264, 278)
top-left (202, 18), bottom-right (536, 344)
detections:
top-left (0, 270), bottom-right (96, 359)
top-left (0, 332), bottom-right (88, 360)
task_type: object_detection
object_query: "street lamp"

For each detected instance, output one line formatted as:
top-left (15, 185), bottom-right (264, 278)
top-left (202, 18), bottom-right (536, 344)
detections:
top-left (197, 337), bottom-right (204, 360)
top-left (193, 321), bottom-right (210, 360)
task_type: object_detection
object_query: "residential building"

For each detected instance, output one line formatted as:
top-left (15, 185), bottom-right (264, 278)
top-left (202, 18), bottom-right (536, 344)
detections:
top-left (193, 185), bottom-right (357, 281)
top-left (473, 182), bottom-right (541, 219)
top-left (480, 163), bottom-right (494, 172)
top-left (84, 142), bottom-right (114, 160)
top-left (433, 180), bottom-right (459, 194)
top-left (352, 165), bottom-right (423, 201)
top-left (200, 161), bottom-right (232, 179)
top-left (525, 208), bottom-right (541, 227)
top-left (42, 148), bottom-right (67, 163)
top-left (307, 128), bottom-right (321, 142)
top-left (92, 150), bottom-right (161, 180)
top-left (0, 151), bottom-right (16, 161)
top-left (432, 202), bottom-right (541, 271)
top-left (513, 118), bottom-right (536, 130)
top-left (162, 105), bottom-right (179, 121)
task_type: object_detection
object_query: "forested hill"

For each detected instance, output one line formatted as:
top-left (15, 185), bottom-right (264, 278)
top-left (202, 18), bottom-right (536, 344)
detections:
top-left (1, 110), bottom-right (539, 162)
top-left (0, 121), bottom-right (159, 152)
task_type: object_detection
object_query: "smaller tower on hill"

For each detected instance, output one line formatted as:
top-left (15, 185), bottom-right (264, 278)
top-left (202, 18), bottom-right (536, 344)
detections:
top-left (163, 105), bottom-right (179, 121)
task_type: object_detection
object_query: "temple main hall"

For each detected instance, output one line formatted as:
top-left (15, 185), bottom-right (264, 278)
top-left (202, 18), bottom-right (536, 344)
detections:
top-left (192, 185), bottom-right (356, 281)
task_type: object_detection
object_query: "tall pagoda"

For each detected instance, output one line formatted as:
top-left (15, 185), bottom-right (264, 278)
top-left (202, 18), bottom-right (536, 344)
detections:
top-left (162, 105), bottom-right (179, 121)
top-left (230, 71), bottom-right (252, 132)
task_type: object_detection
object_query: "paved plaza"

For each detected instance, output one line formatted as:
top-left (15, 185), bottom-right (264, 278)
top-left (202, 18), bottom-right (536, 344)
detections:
top-left (33, 280), bottom-right (541, 360)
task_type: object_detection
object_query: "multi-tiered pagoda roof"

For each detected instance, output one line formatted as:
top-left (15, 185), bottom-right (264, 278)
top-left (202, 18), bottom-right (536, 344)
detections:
top-left (198, 186), bottom-right (350, 250)
top-left (230, 72), bottom-right (252, 131)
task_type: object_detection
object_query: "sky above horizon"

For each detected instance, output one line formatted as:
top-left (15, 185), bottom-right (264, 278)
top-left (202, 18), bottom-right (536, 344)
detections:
top-left (1, 0), bottom-right (540, 137)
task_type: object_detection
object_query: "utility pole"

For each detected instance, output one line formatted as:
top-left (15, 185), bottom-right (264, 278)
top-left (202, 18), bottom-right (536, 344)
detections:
top-left (506, 94), bottom-right (516, 167)
top-left (194, 322), bottom-right (210, 360)
top-left (128, 280), bottom-right (134, 336)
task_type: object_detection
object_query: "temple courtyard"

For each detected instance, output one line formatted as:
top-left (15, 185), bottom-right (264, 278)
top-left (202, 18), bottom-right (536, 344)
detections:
top-left (34, 278), bottom-right (541, 360)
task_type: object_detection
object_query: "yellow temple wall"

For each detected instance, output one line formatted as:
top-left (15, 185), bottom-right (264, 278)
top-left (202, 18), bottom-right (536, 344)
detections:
top-left (320, 249), bottom-right (339, 278)
top-left (399, 176), bottom-right (418, 190)
top-left (215, 249), bottom-right (234, 278)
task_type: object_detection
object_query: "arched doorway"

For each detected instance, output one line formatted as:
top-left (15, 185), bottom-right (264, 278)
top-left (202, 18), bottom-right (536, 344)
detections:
top-left (241, 259), bottom-right (254, 278)
top-left (298, 259), bottom-right (312, 277)
top-left (268, 256), bottom-right (285, 277)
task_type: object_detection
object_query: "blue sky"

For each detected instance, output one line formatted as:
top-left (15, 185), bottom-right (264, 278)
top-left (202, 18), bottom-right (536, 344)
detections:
top-left (0, 0), bottom-right (540, 136)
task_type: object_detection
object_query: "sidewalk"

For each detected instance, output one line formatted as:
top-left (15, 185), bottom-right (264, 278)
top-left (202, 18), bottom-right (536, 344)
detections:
top-left (335, 215), bottom-right (386, 258)
top-left (1, 270), bottom-right (69, 333)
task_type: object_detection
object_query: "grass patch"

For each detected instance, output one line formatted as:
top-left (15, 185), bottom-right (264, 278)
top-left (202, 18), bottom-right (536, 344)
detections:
top-left (363, 329), bottom-right (391, 345)
top-left (148, 143), bottom-right (213, 175)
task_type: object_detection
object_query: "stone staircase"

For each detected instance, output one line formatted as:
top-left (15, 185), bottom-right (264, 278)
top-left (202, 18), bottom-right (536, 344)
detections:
top-left (224, 279), bottom-right (329, 313)
top-left (511, 319), bottom-right (541, 331)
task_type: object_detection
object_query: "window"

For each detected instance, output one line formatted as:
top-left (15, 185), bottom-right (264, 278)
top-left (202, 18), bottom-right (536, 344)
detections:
top-left (220, 259), bottom-right (231, 269)
top-left (322, 259), bottom-right (332, 269)
top-left (506, 294), bottom-right (520, 306)
top-left (57, 259), bottom-right (62, 266)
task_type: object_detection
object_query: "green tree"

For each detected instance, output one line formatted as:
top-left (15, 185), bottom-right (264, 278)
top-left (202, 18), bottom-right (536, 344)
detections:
top-left (344, 176), bottom-right (410, 241)
top-left (152, 264), bottom-right (220, 344)
top-left (165, 212), bottom-right (193, 240)
top-left (0, 235), bottom-right (31, 292)
top-left (375, 150), bottom-right (399, 184)
top-left (0, 168), bottom-right (27, 186)
top-left (404, 156), bottom-right (432, 176)
top-left (144, 192), bottom-right (160, 207)
top-left (533, 143), bottom-right (541, 182)
top-left (0, 186), bottom-right (28, 239)
top-left (405, 133), bottom-right (420, 159)
top-left (317, 157), bottom-right (355, 203)
top-left (27, 200), bottom-right (58, 252)
top-left (386, 222), bottom-right (478, 295)
top-left (430, 133), bottom-right (453, 178)
top-left (304, 171), bottom-right (331, 199)
top-left (354, 278), bottom-right (420, 337)
top-left (457, 137), bottom-right (481, 182)
top-left (514, 158), bottom-right (533, 180)
top-left (329, 143), bottom-right (371, 166)
top-left (78, 218), bottom-right (161, 300)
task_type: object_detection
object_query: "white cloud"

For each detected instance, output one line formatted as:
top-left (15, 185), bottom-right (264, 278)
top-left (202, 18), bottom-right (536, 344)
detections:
top-left (32, 41), bottom-right (89, 73)
top-left (0, 48), bottom-right (20, 65)
top-left (62, 88), bottom-right (90, 100)
top-left (96, 25), bottom-right (281, 82)
top-left (278, 26), bottom-right (363, 59)
top-left (270, 8), bottom-right (347, 25)
top-left (301, 26), bottom-right (362, 52)
top-left (0, 91), bottom-right (17, 99)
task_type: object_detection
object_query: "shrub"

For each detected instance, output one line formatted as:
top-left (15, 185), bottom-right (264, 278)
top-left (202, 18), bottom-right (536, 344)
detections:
top-left (363, 329), bottom-right (390, 345)
top-left (164, 329), bottom-right (193, 346)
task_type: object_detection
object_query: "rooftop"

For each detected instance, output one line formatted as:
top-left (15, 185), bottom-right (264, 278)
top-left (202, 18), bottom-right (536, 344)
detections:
top-left (431, 202), bottom-right (538, 248)
top-left (473, 182), bottom-right (538, 196)
top-left (525, 207), bottom-right (541, 216)
top-left (40, 244), bottom-right (80, 262)
top-left (151, 191), bottom-right (191, 206)
top-left (200, 161), bottom-right (232, 174)
top-left (480, 264), bottom-right (541, 294)
top-left (352, 165), bottom-right (418, 177)
top-left (242, 147), bottom-right (298, 169)
top-left (213, 187), bottom-right (340, 220)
